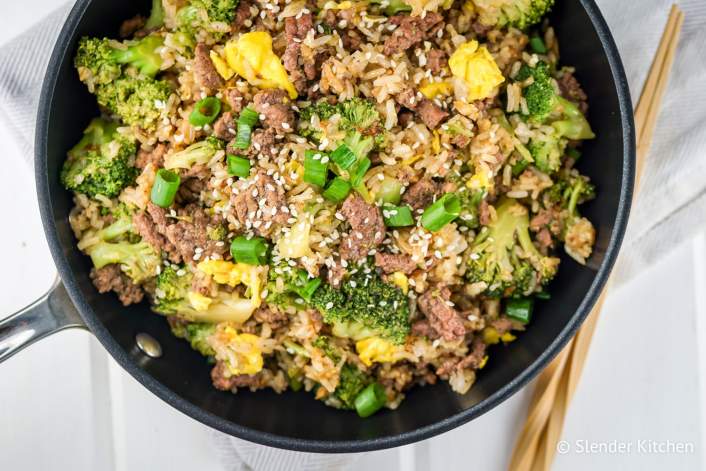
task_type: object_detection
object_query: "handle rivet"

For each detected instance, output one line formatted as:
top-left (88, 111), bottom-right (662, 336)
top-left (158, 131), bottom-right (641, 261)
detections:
top-left (136, 333), bottom-right (162, 358)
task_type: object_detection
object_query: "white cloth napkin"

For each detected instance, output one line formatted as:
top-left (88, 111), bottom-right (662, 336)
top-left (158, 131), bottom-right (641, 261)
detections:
top-left (1, 1), bottom-right (704, 469)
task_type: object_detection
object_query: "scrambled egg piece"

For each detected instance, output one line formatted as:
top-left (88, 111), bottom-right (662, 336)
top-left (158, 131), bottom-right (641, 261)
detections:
top-left (389, 272), bottom-right (409, 294)
top-left (482, 326), bottom-right (516, 345)
top-left (356, 337), bottom-right (406, 366)
top-left (449, 40), bottom-right (505, 101)
top-left (209, 51), bottom-right (235, 81)
top-left (216, 326), bottom-right (264, 375)
top-left (419, 81), bottom-right (453, 99)
top-left (221, 32), bottom-right (298, 99)
top-left (466, 167), bottom-right (493, 190)
top-left (277, 215), bottom-right (312, 258)
top-left (196, 260), bottom-right (264, 308)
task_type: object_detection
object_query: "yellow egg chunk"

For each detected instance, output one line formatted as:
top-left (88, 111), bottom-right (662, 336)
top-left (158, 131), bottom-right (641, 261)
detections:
top-left (419, 81), bottom-right (453, 99)
top-left (196, 260), bottom-right (264, 308)
top-left (389, 272), bottom-right (409, 294)
top-left (220, 327), bottom-right (264, 375)
top-left (224, 32), bottom-right (298, 99)
top-left (209, 50), bottom-right (235, 80)
top-left (449, 40), bottom-right (505, 101)
top-left (356, 337), bottom-right (405, 366)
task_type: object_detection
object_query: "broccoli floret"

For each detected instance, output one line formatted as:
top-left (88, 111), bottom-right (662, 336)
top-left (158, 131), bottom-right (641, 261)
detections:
top-left (299, 98), bottom-right (384, 150)
top-left (75, 35), bottom-right (164, 82)
top-left (528, 136), bottom-right (565, 174)
top-left (176, 0), bottom-right (238, 42)
top-left (95, 75), bottom-right (172, 130)
top-left (144, 0), bottom-right (166, 30)
top-left (472, 0), bottom-right (554, 30)
top-left (333, 364), bottom-right (371, 410)
top-left (545, 172), bottom-right (596, 263)
top-left (171, 321), bottom-right (216, 356)
top-left (89, 240), bottom-right (161, 283)
top-left (79, 203), bottom-right (159, 283)
top-left (312, 335), bottom-right (342, 362)
top-left (546, 172), bottom-right (595, 211)
top-left (466, 198), bottom-right (558, 296)
top-left (163, 136), bottom-right (224, 169)
top-left (61, 118), bottom-right (138, 198)
top-left (153, 265), bottom-right (194, 314)
top-left (75, 38), bottom-right (122, 88)
top-left (514, 62), bottom-right (594, 140)
top-left (311, 270), bottom-right (410, 345)
top-left (111, 35), bottom-right (165, 78)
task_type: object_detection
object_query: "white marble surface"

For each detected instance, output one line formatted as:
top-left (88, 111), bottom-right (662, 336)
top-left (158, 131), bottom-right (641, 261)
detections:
top-left (0, 2), bottom-right (704, 470)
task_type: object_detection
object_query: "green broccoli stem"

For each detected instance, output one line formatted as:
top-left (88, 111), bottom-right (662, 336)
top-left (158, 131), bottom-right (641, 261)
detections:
top-left (144, 0), bottom-right (165, 30)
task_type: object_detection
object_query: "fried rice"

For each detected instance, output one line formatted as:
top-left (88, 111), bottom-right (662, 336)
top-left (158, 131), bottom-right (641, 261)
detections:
top-left (63, 0), bottom-right (597, 416)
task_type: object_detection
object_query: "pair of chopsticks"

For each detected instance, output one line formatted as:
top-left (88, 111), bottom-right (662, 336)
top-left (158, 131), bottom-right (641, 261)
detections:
top-left (508, 5), bottom-right (685, 471)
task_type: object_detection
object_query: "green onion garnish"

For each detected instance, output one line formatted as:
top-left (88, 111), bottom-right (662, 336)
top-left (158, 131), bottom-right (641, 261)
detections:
top-left (350, 157), bottom-right (371, 187)
top-left (238, 107), bottom-right (260, 127)
top-left (303, 150), bottom-right (329, 187)
top-left (354, 382), bottom-right (387, 418)
top-left (529, 36), bottom-right (547, 54)
top-left (506, 297), bottom-right (534, 324)
top-left (383, 204), bottom-right (414, 227)
top-left (150, 169), bottom-right (181, 208)
top-left (189, 97), bottom-right (222, 127)
top-left (323, 176), bottom-right (351, 203)
top-left (234, 107), bottom-right (259, 149)
top-left (535, 291), bottom-right (551, 300)
top-left (330, 143), bottom-right (357, 170)
top-left (227, 155), bottom-right (251, 178)
top-left (293, 271), bottom-right (322, 302)
top-left (420, 193), bottom-right (461, 231)
top-left (230, 236), bottom-right (270, 265)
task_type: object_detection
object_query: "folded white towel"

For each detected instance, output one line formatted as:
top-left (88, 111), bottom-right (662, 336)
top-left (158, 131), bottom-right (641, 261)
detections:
top-left (2, 1), bottom-right (704, 469)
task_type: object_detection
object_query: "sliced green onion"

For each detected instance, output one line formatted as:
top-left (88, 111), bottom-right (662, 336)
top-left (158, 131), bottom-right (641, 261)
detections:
top-left (383, 204), bottom-right (414, 227)
top-left (566, 148), bottom-right (582, 161)
top-left (535, 291), bottom-right (551, 300)
top-left (354, 382), bottom-right (387, 418)
top-left (234, 107), bottom-right (259, 149)
top-left (529, 36), bottom-right (547, 54)
top-left (230, 236), bottom-right (270, 265)
top-left (189, 97), bottom-right (222, 127)
top-left (506, 297), bottom-right (534, 324)
top-left (293, 270), bottom-right (322, 302)
top-left (350, 157), bottom-right (371, 187)
top-left (227, 155), bottom-right (251, 178)
top-left (150, 169), bottom-right (180, 208)
top-left (330, 144), bottom-right (357, 170)
top-left (303, 150), bottom-right (329, 187)
top-left (376, 177), bottom-right (403, 205)
top-left (420, 193), bottom-right (461, 231)
top-left (238, 107), bottom-right (260, 127)
top-left (323, 177), bottom-right (351, 203)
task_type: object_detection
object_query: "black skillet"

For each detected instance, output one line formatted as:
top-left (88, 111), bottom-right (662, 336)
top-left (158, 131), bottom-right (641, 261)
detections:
top-left (0, 0), bottom-right (634, 453)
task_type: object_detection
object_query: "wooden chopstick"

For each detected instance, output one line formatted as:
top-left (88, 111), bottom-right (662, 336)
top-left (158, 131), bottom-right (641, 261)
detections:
top-left (508, 6), bottom-right (684, 471)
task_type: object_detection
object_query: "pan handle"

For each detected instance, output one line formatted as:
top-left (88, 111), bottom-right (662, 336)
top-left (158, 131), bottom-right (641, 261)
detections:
top-left (0, 278), bottom-right (86, 363)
